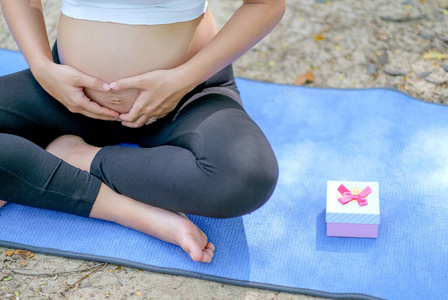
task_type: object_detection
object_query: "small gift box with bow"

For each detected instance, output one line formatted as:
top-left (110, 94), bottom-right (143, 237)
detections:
top-left (326, 181), bottom-right (380, 238)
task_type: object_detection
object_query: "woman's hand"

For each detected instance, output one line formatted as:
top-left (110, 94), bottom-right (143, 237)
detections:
top-left (110, 68), bottom-right (193, 128)
top-left (35, 62), bottom-right (121, 120)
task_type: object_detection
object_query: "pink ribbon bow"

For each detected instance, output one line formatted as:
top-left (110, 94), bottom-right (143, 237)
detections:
top-left (337, 184), bottom-right (372, 206)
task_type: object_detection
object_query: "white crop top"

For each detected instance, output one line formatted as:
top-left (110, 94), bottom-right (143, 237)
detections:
top-left (61, 0), bottom-right (208, 25)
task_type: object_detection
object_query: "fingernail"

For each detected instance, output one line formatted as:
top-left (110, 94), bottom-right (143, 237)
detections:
top-left (102, 83), bottom-right (110, 91)
top-left (110, 82), bottom-right (117, 89)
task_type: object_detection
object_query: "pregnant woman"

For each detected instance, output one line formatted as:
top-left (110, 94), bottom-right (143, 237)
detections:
top-left (0, 0), bottom-right (284, 263)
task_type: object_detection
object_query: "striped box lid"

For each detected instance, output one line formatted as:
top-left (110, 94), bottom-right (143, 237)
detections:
top-left (326, 181), bottom-right (380, 224)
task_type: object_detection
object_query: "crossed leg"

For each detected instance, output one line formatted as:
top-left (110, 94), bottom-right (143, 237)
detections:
top-left (0, 70), bottom-right (276, 264)
top-left (46, 135), bottom-right (215, 263)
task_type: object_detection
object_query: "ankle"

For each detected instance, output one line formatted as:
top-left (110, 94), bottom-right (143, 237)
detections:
top-left (46, 135), bottom-right (100, 172)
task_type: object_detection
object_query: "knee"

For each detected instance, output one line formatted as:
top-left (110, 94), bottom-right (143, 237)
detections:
top-left (0, 134), bottom-right (33, 174)
top-left (0, 134), bottom-right (55, 172)
top-left (0, 134), bottom-right (26, 156)
top-left (206, 143), bottom-right (279, 219)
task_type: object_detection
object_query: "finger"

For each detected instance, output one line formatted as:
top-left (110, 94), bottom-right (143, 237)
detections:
top-left (144, 116), bottom-right (158, 125)
top-left (121, 114), bottom-right (148, 128)
top-left (77, 73), bottom-right (110, 92)
top-left (79, 109), bottom-right (120, 121)
top-left (78, 96), bottom-right (120, 120)
top-left (110, 75), bottom-right (145, 90)
top-left (119, 100), bottom-right (147, 123)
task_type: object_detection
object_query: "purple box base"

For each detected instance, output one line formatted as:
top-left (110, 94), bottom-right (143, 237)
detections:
top-left (327, 223), bottom-right (378, 238)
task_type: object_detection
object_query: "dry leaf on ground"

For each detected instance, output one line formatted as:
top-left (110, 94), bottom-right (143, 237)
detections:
top-left (313, 33), bottom-right (324, 41)
top-left (19, 259), bottom-right (28, 266)
top-left (294, 71), bottom-right (315, 85)
top-left (423, 51), bottom-right (448, 61)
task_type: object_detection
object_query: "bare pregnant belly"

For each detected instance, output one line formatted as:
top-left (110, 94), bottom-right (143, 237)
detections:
top-left (57, 11), bottom-right (217, 114)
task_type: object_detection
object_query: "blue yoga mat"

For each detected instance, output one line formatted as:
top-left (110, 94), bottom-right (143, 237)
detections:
top-left (0, 49), bottom-right (447, 300)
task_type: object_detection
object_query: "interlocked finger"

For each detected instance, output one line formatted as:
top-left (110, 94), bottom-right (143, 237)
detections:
top-left (145, 116), bottom-right (158, 125)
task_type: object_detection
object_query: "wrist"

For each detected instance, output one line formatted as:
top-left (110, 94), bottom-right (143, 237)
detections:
top-left (173, 62), bottom-right (204, 93)
top-left (30, 57), bottom-right (55, 82)
top-left (175, 57), bottom-right (213, 89)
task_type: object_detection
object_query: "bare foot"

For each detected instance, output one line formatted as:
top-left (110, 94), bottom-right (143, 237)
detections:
top-left (0, 200), bottom-right (7, 209)
top-left (46, 135), bottom-right (100, 172)
top-left (91, 184), bottom-right (215, 263)
top-left (47, 135), bottom-right (215, 262)
top-left (140, 208), bottom-right (215, 263)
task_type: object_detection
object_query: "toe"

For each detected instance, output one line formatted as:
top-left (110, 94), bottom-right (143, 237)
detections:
top-left (205, 242), bottom-right (215, 252)
top-left (204, 248), bottom-right (214, 259)
top-left (188, 248), bottom-right (203, 262)
top-left (200, 251), bottom-right (213, 263)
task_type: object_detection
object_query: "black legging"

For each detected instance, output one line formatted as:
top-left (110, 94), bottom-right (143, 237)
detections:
top-left (0, 50), bottom-right (278, 219)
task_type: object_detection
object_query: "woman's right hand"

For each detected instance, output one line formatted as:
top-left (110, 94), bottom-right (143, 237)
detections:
top-left (34, 61), bottom-right (120, 121)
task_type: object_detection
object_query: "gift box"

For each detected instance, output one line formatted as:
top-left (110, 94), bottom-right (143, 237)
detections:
top-left (326, 181), bottom-right (380, 238)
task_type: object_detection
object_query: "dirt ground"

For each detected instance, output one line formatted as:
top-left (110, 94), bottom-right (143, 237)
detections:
top-left (1, 0), bottom-right (447, 299)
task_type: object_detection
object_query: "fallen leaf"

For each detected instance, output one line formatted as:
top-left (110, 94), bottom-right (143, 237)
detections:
top-left (294, 71), bottom-right (314, 85)
top-left (313, 33), bottom-right (324, 41)
top-left (19, 259), bottom-right (28, 266)
top-left (375, 30), bottom-right (389, 41)
top-left (5, 250), bottom-right (14, 257)
top-left (366, 63), bottom-right (377, 75)
top-left (417, 71), bottom-right (432, 78)
top-left (2, 276), bottom-right (12, 281)
top-left (380, 14), bottom-right (426, 22)
top-left (423, 51), bottom-right (448, 61)
top-left (378, 51), bottom-right (388, 66)
top-left (14, 249), bottom-right (34, 259)
top-left (425, 77), bottom-right (447, 85)
top-left (384, 70), bottom-right (407, 76)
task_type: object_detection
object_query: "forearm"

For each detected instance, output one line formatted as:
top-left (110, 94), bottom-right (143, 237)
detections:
top-left (0, 0), bottom-right (52, 73)
top-left (178, 0), bottom-right (286, 87)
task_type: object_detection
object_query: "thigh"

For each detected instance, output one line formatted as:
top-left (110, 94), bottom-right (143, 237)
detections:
top-left (0, 69), bottom-right (129, 147)
top-left (135, 93), bottom-right (248, 147)
top-left (92, 93), bottom-right (279, 218)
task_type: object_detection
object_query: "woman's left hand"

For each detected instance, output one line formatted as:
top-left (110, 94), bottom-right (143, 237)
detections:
top-left (110, 68), bottom-right (193, 128)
